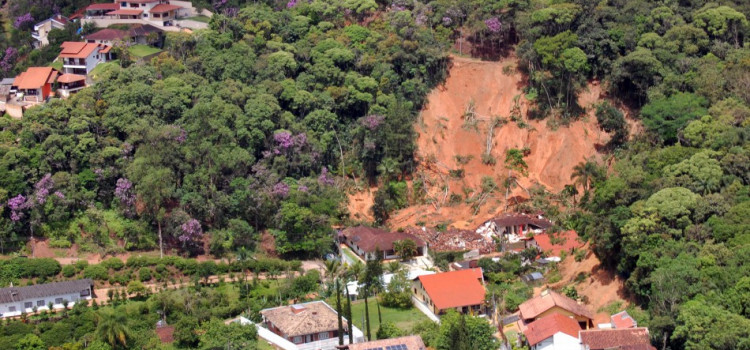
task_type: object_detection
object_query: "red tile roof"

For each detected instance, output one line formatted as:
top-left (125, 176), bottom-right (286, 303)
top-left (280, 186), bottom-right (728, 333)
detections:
top-left (417, 268), bottom-right (485, 311)
top-left (155, 325), bottom-right (175, 343)
top-left (57, 73), bottom-right (86, 84)
top-left (59, 42), bottom-right (109, 59)
top-left (86, 3), bottom-right (120, 11)
top-left (579, 328), bottom-right (653, 350)
top-left (611, 311), bottom-right (637, 329)
top-left (86, 29), bottom-right (129, 41)
top-left (342, 226), bottom-right (425, 253)
top-left (532, 230), bottom-right (583, 257)
top-left (519, 289), bottom-right (594, 321)
top-left (524, 313), bottom-right (581, 346)
top-left (15, 67), bottom-right (57, 90)
top-left (107, 9), bottom-right (144, 16)
top-left (149, 4), bottom-right (182, 13)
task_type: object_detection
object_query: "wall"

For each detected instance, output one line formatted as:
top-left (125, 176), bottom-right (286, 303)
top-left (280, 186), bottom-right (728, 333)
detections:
top-left (534, 307), bottom-right (592, 330)
top-left (0, 292), bottom-right (91, 318)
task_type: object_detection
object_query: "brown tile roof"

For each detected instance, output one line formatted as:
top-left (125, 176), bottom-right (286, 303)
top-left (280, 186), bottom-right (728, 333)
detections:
top-left (519, 289), bottom-right (594, 321)
top-left (342, 226), bottom-right (425, 253)
top-left (579, 328), bottom-right (652, 350)
top-left (611, 311), bottom-right (637, 329)
top-left (489, 213), bottom-right (553, 229)
top-left (57, 73), bottom-right (86, 84)
top-left (86, 29), bottom-right (129, 41)
top-left (260, 301), bottom-right (345, 338)
top-left (128, 24), bottom-right (163, 37)
top-left (149, 4), bottom-right (182, 13)
top-left (59, 42), bottom-right (109, 59)
top-left (348, 335), bottom-right (426, 350)
top-left (14, 67), bottom-right (58, 90)
top-left (532, 230), bottom-right (584, 257)
top-left (0, 279), bottom-right (93, 304)
top-left (524, 313), bottom-right (581, 346)
top-left (86, 3), bottom-right (120, 11)
top-left (107, 9), bottom-right (144, 16)
top-left (155, 325), bottom-right (175, 343)
top-left (417, 268), bottom-right (485, 311)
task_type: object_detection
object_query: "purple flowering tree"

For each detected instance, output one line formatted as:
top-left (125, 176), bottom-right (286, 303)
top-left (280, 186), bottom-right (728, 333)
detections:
top-left (318, 167), bottom-right (335, 186)
top-left (8, 194), bottom-right (28, 222)
top-left (115, 178), bottom-right (136, 216)
top-left (485, 17), bottom-right (502, 33)
top-left (360, 115), bottom-right (385, 130)
top-left (6, 173), bottom-right (64, 256)
top-left (1, 47), bottom-right (18, 73)
top-left (272, 182), bottom-right (290, 198)
top-left (179, 218), bottom-right (204, 254)
top-left (13, 13), bottom-right (34, 29)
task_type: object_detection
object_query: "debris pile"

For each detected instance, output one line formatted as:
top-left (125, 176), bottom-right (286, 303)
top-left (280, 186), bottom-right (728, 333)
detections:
top-left (403, 226), bottom-right (495, 254)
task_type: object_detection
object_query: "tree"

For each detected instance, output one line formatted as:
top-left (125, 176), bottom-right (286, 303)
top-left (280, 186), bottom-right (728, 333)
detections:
top-left (335, 279), bottom-right (344, 345)
top-left (571, 159), bottom-right (603, 193)
top-left (640, 93), bottom-right (708, 144)
top-left (95, 309), bottom-right (130, 349)
top-left (376, 321), bottom-right (404, 340)
top-left (126, 281), bottom-right (147, 298)
top-left (693, 5), bottom-right (747, 47)
top-left (16, 334), bottom-right (45, 350)
top-left (596, 102), bottom-right (629, 148)
top-left (673, 298), bottom-right (750, 349)
top-left (393, 239), bottom-right (417, 261)
top-left (379, 270), bottom-right (412, 308)
top-left (198, 319), bottom-right (258, 350)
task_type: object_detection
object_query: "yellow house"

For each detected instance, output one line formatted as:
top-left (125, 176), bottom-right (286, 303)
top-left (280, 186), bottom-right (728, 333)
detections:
top-left (518, 289), bottom-right (594, 330)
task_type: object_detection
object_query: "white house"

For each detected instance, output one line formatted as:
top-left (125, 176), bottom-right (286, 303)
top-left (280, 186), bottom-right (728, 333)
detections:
top-left (59, 42), bottom-right (113, 75)
top-left (0, 279), bottom-right (94, 318)
top-left (259, 301), bottom-right (364, 350)
top-left (523, 313), bottom-right (581, 350)
top-left (33, 15), bottom-right (69, 48)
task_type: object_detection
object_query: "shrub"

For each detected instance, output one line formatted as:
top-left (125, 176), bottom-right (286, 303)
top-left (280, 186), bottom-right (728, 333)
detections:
top-left (74, 260), bottom-right (88, 272)
top-left (61, 265), bottom-right (76, 278)
top-left (175, 258), bottom-right (198, 275)
top-left (83, 265), bottom-right (109, 280)
top-left (101, 257), bottom-right (125, 271)
top-left (155, 264), bottom-right (167, 274)
top-left (22, 258), bottom-right (61, 279)
top-left (49, 239), bottom-right (72, 249)
top-left (138, 267), bottom-right (152, 282)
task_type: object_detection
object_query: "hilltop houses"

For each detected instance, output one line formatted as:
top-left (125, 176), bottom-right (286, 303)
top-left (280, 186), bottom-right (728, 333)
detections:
top-left (341, 226), bottom-right (427, 261)
top-left (82, 0), bottom-right (207, 31)
top-left (0, 279), bottom-right (94, 318)
top-left (519, 289), bottom-right (594, 330)
top-left (32, 15), bottom-right (70, 48)
top-left (12, 67), bottom-right (59, 104)
top-left (412, 268), bottom-right (486, 316)
top-left (59, 42), bottom-right (113, 75)
top-left (260, 300), bottom-right (363, 349)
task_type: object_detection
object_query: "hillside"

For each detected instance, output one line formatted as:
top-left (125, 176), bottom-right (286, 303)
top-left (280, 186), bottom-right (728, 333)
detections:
top-left (349, 54), bottom-right (617, 229)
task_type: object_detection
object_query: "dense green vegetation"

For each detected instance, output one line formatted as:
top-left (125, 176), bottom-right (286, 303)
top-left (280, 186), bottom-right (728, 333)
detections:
top-left (1, 0), bottom-right (749, 349)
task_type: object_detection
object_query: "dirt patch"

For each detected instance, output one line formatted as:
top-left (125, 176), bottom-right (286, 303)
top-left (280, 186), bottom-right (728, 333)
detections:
top-left (348, 54), bottom-right (620, 229)
top-left (536, 249), bottom-right (630, 325)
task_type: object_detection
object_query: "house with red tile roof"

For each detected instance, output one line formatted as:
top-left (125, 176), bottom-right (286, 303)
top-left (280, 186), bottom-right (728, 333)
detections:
top-left (341, 226), bottom-right (426, 261)
top-left (412, 268), bottom-right (485, 315)
top-left (611, 310), bottom-right (637, 329)
top-left (13, 67), bottom-right (59, 103)
top-left (523, 313), bottom-right (581, 350)
top-left (260, 301), bottom-right (358, 347)
top-left (59, 42), bottom-right (113, 75)
top-left (527, 230), bottom-right (584, 258)
top-left (348, 335), bottom-right (426, 350)
top-left (88, 0), bottom-right (186, 27)
top-left (518, 289), bottom-right (594, 330)
top-left (579, 327), bottom-right (655, 350)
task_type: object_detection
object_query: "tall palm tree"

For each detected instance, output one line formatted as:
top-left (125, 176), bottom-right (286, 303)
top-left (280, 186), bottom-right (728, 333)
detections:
top-left (324, 260), bottom-right (341, 282)
top-left (96, 309), bottom-right (130, 349)
top-left (377, 157), bottom-right (399, 182)
top-left (571, 159), bottom-right (601, 193)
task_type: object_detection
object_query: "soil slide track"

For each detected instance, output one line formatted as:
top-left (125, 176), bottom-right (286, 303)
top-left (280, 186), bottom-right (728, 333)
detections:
top-left (372, 55), bottom-right (609, 228)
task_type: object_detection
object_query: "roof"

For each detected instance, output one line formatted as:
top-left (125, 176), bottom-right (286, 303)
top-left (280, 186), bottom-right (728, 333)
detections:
top-left (532, 230), bottom-right (583, 257)
top-left (519, 289), bottom-right (594, 321)
top-left (579, 328), bottom-right (653, 350)
top-left (611, 311), bottom-right (637, 329)
top-left (260, 301), bottom-right (346, 338)
top-left (59, 42), bottom-right (108, 59)
top-left (57, 73), bottom-right (86, 84)
top-left (0, 78), bottom-right (15, 85)
top-left (342, 226), bottom-right (425, 253)
top-left (128, 24), bottom-right (164, 37)
top-left (125, 0), bottom-right (159, 3)
top-left (524, 272), bottom-right (544, 281)
top-left (416, 268), bottom-right (485, 310)
top-left (155, 325), bottom-right (175, 343)
top-left (490, 213), bottom-right (553, 229)
top-left (35, 15), bottom-right (69, 28)
top-left (524, 313), bottom-right (581, 346)
top-left (86, 28), bottom-right (129, 41)
top-left (107, 9), bottom-right (144, 16)
top-left (348, 335), bottom-right (426, 350)
top-left (0, 279), bottom-right (93, 304)
top-left (86, 3), bottom-right (120, 11)
top-left (14, 67), bottom-right (58, 90)
top-left (149, 4), bottom-right (182, 13)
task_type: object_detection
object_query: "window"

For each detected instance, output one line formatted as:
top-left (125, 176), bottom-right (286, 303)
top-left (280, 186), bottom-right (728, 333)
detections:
top-left (80, 289), bottom-right (90, 297)
top-left (121, 2), bottom-right (127, 7)
top-left (8, 306), bottom-right (16, 312)
top-left (319, 332), bottom-right (329, 340)
top-left (37, 300), bottom-right (45, 307)
top-left (24, 302), bottom-right (32, 309)
top-left (292, 336), bottom-right (302, 344)
top-left (55, 298), bottom-right (63, 304)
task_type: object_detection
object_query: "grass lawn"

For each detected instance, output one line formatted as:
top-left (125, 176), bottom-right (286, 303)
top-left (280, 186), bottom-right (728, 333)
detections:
top-left (48, 60), bottom-right (63, 71)
top-left (128, 44), bottom-right (162, 58)
top-left (90, 60), bottom-right (120, 81)
top-left (341, 245), bottom-right (362, 265)
top-left (185, 15), bottom-right (211, 23)
top-left (257, 340), bottom-right (276, 350)
top-left (349, 298), bottom-right (430, 333)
